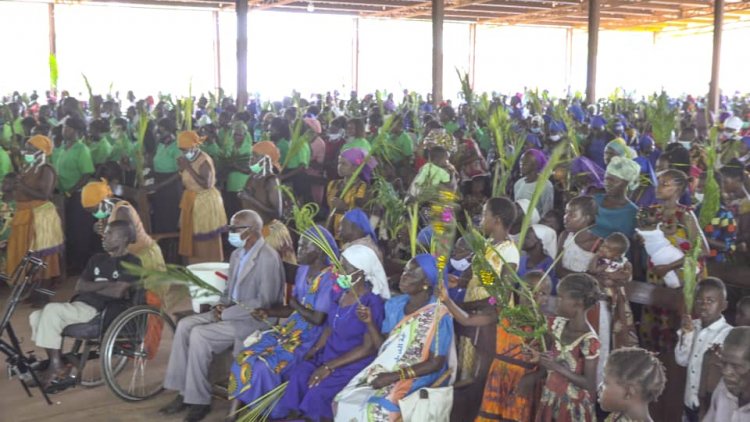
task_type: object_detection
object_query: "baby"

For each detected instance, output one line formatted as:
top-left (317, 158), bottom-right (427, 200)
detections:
top-left (588, 232), bottom-right (632, 292)
top-left (636, 208), bottom-right (684, 288)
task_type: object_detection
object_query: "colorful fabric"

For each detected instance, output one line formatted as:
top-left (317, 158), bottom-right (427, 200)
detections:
top-left (606, 156), bottom-right (641, 192)
top-left (7, 200), bottom-right (63, 280)
top-left (340, 147), bottom-right (377, 183)
top-left (536, 317), bottom-right (600, 422)
top-left (327, 179), bottom-right (368, 238)
top-left (605, 138), bottom-right (634, 160)
top-left (695, 204), bottom-right (736, 262)
top-left (55, 140), bottom-right (95, 192)
top-left (229, 267), bottom-right (336, 404)
top-left (526, 148), bottom-right (548, 169)
top-left (341, 137), bottom-right (372, 154)
top-left (335, 295), bottom-right (454, 421)
top-left (262, 219), bottom-right (297, 265)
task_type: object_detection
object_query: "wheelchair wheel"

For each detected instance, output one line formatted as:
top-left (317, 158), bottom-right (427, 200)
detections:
top-left (101, 305), bottom-right (176, 401)
top-left (79, 345), bottom-right (127, 388)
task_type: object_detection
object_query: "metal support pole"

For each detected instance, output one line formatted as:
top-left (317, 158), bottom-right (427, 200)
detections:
top-left (585, 0), bottom-right (600, 104)
top-left (213, 10), bottom-right (222, 93)
top-left (565, 27), bottom-right (573, 96)
top-left (431, 0), bottom-right (444, 105)
top-left (236, 0), bottom-right (248, 110)
top-left (709, 0), bottom-right (724, 117)
top-left (352, 17), bottom-right (360, 94)
top-left (48, 3), bottom-right (57, 94)
top-left (468, 23), bottom-right (477, 89)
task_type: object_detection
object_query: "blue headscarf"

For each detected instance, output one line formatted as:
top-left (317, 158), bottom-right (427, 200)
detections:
top-left (343, 208), bottom-right (377, 241)
top-left (303, 225), bottom-right (339, 265)
top-left (638, 135), bottom-right (654, 152)
top-left (418, 226), bottom-right (433, 248)
top-left (414, 253), bottom-right (438, 288)
top-left (525, 133), bottom-right (542, 149)
top-left (549, 120), bottom-right (566, 134)
top-left (590, 115), bottom-right (607, 130)
top-left (568, 104), bottom-right (585, 123)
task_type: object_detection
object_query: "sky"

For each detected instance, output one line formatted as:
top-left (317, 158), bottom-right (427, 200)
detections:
top-left (1, 1), bottom-right (749, 101)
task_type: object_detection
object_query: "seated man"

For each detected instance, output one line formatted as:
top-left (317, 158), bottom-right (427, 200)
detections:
top-left (28, 220), bottom-right (140, 389)
top-left (160, 209), bottom-right (285, 422)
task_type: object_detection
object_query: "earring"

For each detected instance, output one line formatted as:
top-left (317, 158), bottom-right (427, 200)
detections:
top-left (423, 285), bottom-right (429, 291)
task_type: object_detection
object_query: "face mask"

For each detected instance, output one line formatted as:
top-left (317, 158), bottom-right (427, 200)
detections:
top-left (694, 192), bottom-right (704, 203)
top-left (249, 156), bottom-right (269, 175)
top-left (614, 125), bottom-right (624, 133)
top-left (92, 201), bottom-right (112, 220)
top-left (228, 232), bottom-right (246, 248)
top-left (549, 134), bottom-right (562, 142)
top-left (24, 153), bottom-right (37, 164)
top-left (450, 257), bottom-right (471, 272)
top-left (530, 127), bottom-right (542, 134)
top-left (336, 274), bottom-right (353, 289)
top-left (328, 129), bottom-right (345, 141)
top-left (185, 149), bottom-right (199, 161)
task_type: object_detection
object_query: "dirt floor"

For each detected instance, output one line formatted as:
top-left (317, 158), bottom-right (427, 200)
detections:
top-left (0, 279), bottom-right (232, 422)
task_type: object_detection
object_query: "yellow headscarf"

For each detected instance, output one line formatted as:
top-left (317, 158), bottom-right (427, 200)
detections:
top-left (28, 135), bottom-right (54, 156)
top-left (81, 179), bottom-right (113, 208)
top-left (177, 131), bottom-right (204, 149)
top-left (252, 141), bottom-right (281, 170)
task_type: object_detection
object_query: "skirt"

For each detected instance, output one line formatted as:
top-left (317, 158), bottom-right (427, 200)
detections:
top-left (179, 188), bottom-right (227, 259)
top-left (8, 200), bottom-right (63, 280)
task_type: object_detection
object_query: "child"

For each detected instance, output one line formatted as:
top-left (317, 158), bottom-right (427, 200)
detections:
top-left (588, 232), bottom-right (638, 382)
top-left (675, 277), bottom-right (733, 422)
top-left (635, 207), bottom-right (685, 288)
top-left (702, 327), bottom-right (750, 421)
top-left (532, 273), bottom-right (602, 422)
top-left (408, 146), bottom-right (457, 199)
top-left (557, 195), bottom-right (602, 278)
top-left (514, 149), bottom-right (554, 218)
top-left (598, 347), bottom-right (667, 422)
top-left (440, 270), bottom-right (552, 422)
top-left (736, 296), bottom-right (750, 326)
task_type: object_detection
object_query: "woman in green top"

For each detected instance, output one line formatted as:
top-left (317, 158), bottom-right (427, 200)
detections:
top-left (57, 116), bottom-right (97, 272)
top-left (146, 118), bottom-right (183, 234)
top-left (88, 119), bottom-right (113, 167)
top-left (341, 118), bottom-right (371, 154)
top-left (223, 121), bottom-right (253, 220)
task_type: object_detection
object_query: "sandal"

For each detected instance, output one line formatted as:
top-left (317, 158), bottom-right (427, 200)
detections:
top-left (42, 365), bottom-right (76, 394)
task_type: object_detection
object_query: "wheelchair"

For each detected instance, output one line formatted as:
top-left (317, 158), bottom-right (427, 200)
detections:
top-left (57, 288), bottom-right (176, 401)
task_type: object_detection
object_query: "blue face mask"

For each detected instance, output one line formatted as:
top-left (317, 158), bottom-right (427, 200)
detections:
top-left (228, 232), bottom-right (246, 248)
top-left (92, 201), bottom-right (112, 220)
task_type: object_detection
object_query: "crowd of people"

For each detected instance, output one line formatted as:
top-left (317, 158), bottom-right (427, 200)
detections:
top-left (2, 87), bottom-right (750, 422)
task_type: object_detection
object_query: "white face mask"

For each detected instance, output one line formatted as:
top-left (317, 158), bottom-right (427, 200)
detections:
top-left (549, 134), bottom-right (562, 142)
top-left (185, 149), bottom-right (199, 161)
top-left (694, 192), bottom-right (704, 203)
top-left (228, 232), bottom-right (246, 248)
top-left (450, 257), bottom-right (471, 272)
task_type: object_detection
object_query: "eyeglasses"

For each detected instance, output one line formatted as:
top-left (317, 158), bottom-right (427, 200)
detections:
top-left (226, 225), bottom-right (253, 233)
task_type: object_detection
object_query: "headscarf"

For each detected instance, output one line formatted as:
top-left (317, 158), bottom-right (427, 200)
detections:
top-left (525, 148), bottom-right (548, 170)
top-left (343, 208), bottom-right (377, 241)
top-left (28, 135), bottom-right (53, 156)
top-left (605, 138), bottom-right (635, 160)
top-left (568, 104), bottom-right (585, 123)
top-left (342, 244), bottom-right (390, 299)
top-left (606, 156), bottom-right (641, 192)
top-left (515, 199), bottom-right (540, 224)
top-left (413, 253), bottom-right (439, 288)
top-left (638, 135), bottom-right (655, 153)
top-left (303, 117), bottom-right (322, 135)
top-left (531, 224), bottom-right (557, 259)
top-left (570, 156), bottom-right (605, 190)
top-left (549, 120), bottom-right (566, 134)
top-left (81, 179), bottom-right (113, 208)
top-left (417, 226), bottom-right (433, 248)
top-left (303, 225), bottom-right (339, 265)
top-left (590, 115), bottom-right (607, 130)
top-left (340, 148), bottom-right (377, 183)
top-left (252, 141), bottom-right (281, 170)
top-left (525, 133), bottom-right (542, 149)
top-left (423, 129), bottom-right (456, 153)
top-left (742, 136), bottom-right (750, 150)
top-left (177, 131), bottom-right (204, 149)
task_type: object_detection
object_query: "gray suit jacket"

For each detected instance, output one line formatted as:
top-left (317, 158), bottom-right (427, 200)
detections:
top-left (219, 238), bottom-right (285, 343)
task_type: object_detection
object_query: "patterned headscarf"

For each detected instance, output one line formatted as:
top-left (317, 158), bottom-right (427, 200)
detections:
top-left (606, 156), bottom-right (641, 192)
top-left (340, 148), bottom-right (377, 183)
top-left (606, 138), bottom-right (635, 160)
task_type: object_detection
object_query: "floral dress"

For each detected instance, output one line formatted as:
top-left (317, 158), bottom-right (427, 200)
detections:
top-left (536, 317), bottom-right (600, 422)
top-left (639, 204), bottom-right (703, 353)
top-left (228, 266), bottom-right (334, 404)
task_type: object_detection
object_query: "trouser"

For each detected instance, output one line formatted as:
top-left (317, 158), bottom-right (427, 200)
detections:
top-left (29, 301), bottom-right (98, 349)
top-left (163, 312), bottom-right (235, 405)
top-left (683, 405), bottom-right (700, 422)
top-left (65, 192), bottom-right (99, 272)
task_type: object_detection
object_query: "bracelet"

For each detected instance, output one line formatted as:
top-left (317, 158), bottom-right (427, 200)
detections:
top-left (407, 367), bottom-right (417, 379)
top-left (398, 368), bottom-right (406, 381)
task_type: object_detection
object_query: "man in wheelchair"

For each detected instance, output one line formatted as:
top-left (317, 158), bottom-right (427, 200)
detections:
top-left (28, 220), bottom-right (140, 390)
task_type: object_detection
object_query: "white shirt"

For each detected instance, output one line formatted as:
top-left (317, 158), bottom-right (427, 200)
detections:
top-left (675, 316), bottom-right (733, 408)
top-left (702, 379), bottom-right (750, 422)
top-left (513, 177), bottom-right (554, 218)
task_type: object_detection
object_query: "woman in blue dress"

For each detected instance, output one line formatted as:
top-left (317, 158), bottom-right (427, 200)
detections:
top-left (226, 225), bottom-right (338, 414)
top-left (272, 244), bottom-right (389, 421)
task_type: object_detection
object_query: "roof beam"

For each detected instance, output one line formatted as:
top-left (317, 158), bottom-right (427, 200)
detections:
top-left (603, 0), bottom-right (750, 30)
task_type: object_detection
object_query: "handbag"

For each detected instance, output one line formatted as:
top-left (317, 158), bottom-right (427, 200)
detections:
top-left (398, 385), bottom-right (453, 422)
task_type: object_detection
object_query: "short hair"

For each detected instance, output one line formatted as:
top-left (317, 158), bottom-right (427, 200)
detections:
top-left (605, 347), bottom-right (666, 403)
top-left (558, 273), bottom-right (601, 309)
top-left (659, 169), bottom-right (689, 194)
top-left (485, 197), bottom-right (517, 229)
top-left (697, 277), bottom-right (727, 300)
top-left (605, 232), bottom-right (630, 255)
top-left (232, 210), bottom-right (263, 235)
top-left (65, 116), bottom-right (87, 133)
top-left (347, 118), bottom-right (365, 138)
top-left (567, 195), bottom-right (598, 219)
top-left (107, 220), bottom-right (136, 245)
top-left (723, 327), bottom-right (750, 362)
top-left (427, 146), bottom-right (449, 162)
top-left (720, 159), bottom-right (746, 181)
top-left (523, 269), bottom-right (550, 290)
top-left (157, 117), bottom-right (177, 133)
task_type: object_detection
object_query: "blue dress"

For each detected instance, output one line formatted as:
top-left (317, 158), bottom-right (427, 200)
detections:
top-left (273, 291), bottom-right (385, 420)
top-left (591, 193), bottom-right (638, 238)
top-left (228, 266), bottom-right (335, 405)
top-left (518, 254), bottom-right (558, 294)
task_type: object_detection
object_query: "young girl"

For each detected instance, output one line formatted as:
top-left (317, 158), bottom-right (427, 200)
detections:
top-left (514, 149), bottom-right (554, 218)
top-left (599, 347), bottom-right (667, 422)
top-left (531, 273), bottom-right (601, 422)
top-left (557, 196), bottom-right (602, 279)
top-left (441, 271), bottom-right (551, 422)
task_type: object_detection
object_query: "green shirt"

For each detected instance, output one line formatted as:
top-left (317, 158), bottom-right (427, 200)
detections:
top-left (109, 134), bottom-right (134, 163)
top-left (1, 118), bottom-right (24, 144)
top-left (89, 137), bottom-right (113, 165)
top-left (444, 121), bottom-right (459, 135)
top-left (55, 140), bottom-right (95, 193)
top-left (225, 137), bottom-right (253, 192)
top-left (390, 132), bottom-right (414, 163)
top-left (200, 141), bottom-right (222, 159)
top-left (153, 142), bottom-right (181, 174)
top-left (0, 148), bottom-right (12, 185)
top-left (277, 139), bottom-right (311, 170)
top-left (341, 137), bottom-right (372, 154)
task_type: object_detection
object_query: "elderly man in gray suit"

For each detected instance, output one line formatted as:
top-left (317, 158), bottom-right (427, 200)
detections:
top-left (160, 209), bottom-right (285, 422)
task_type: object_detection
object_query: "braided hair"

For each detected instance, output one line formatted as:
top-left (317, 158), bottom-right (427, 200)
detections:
top-left (605, 347), bottom-right (667, 403)
top-left (557, 273), bottom-right (601, 310)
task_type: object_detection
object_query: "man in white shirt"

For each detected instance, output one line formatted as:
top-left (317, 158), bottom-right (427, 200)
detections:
top-left (675, 278), bottom-right (732, 422)
top-left (703, 327), bottom-right (750, 422)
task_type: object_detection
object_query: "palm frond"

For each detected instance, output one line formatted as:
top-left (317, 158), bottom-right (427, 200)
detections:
top-left (699, 123), bottom-right (721, 228)
top-left (646, 91), bottom-right (678, 149)
top-left (234, 382), bottom-right (288, 422)
top-left (135, 112), bottom-right (149, 188)
top-left (49, 54), bottom-right (59, 92)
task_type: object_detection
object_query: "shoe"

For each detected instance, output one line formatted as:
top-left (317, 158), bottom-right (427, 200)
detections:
top-left (184, 404), bottom-right (212, 422)
top-left (159, 394), bottom-right (188, 415)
